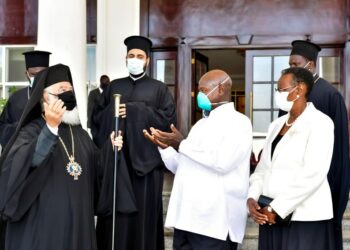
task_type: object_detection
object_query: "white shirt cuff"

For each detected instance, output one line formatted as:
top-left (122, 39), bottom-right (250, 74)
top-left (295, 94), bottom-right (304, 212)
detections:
top-left (46, 123), bottom-right (58, 135)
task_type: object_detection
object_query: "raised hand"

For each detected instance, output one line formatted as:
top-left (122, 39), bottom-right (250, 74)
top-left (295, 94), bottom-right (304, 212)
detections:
top-left (150, 124), bottom-right (184, 150)
top-left (43, 99), bottom-right (66, 128)
top-left (143, 129), bottom-right (169, 149)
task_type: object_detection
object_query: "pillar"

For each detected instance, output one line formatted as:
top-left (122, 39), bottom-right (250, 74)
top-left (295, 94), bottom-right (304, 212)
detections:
top-left (37, 0), bottom-right (87, 128)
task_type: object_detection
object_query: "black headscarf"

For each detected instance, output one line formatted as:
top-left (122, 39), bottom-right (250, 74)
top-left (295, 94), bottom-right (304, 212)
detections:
top-left (0, 64), bottom-right (73, 171)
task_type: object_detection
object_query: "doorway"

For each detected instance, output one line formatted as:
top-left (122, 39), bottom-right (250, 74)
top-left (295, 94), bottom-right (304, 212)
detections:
top-left (192, 49), bottom-right (246, 124)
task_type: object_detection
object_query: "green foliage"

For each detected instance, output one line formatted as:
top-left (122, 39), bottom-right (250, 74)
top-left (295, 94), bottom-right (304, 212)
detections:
top-left (8, 86), bottom-right (17, 95)
top-left (0, 98), bottom-right (7, 114)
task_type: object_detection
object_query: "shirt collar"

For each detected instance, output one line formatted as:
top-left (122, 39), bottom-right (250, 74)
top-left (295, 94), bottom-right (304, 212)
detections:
top-left (129, 72), bottom-right (146, 81)
top-left (208, 102), bottom-right (235, 118)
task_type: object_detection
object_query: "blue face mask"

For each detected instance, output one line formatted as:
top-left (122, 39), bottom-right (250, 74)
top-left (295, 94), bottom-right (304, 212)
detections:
top-left (197, 91), bottom-right (213, 111)
top-left (196, 76), bottom-right (230, 111)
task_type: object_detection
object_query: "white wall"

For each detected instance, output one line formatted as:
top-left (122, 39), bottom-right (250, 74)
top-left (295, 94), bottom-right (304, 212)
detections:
top-left (96, 0), bottom-right (140, 81)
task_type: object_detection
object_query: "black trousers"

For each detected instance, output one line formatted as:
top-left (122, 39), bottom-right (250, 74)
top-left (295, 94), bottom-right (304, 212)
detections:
top-left (258, 220), bottom-right (335, 250)
top-left (0, 221), bottom-right (5, 250)
top-left (173, 228), bottom-right (238, 250)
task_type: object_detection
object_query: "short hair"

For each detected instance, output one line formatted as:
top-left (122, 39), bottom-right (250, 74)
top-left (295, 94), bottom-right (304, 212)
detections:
top-left (281, 67), bottom-right (314, 98)
top-left (100, 75), bottom-right (109, 82)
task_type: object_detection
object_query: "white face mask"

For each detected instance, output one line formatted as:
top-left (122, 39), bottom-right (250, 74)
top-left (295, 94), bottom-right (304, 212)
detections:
top-left (28, 76), bottom-right (35, 88)
top-left (275, 86), bottom-right (299, 112)
top-left (127, 58), bottom-right (145, 75)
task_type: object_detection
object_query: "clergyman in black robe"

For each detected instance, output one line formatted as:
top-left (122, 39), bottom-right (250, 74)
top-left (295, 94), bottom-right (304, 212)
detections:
top-left (0, 50), bottom-right (51, 250)
top-left (0, 64), bottom-right (136, 250)
top-left (278, 40), bottom-right (350, 250)
top-left (0, 50), bottom-right (51, 151)
top-left (91, 36), bottom-right (176, 250)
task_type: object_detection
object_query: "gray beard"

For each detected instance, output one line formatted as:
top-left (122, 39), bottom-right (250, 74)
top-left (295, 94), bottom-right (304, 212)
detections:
top-left (62, 107), bottom-right (81, 125)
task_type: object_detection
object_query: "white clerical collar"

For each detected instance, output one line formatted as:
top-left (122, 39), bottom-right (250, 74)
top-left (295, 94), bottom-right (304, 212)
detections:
top-left (129, 72), bottom-right (146, 81)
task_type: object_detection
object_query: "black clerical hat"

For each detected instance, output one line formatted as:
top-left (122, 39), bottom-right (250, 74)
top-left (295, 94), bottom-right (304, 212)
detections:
top-left (124, 36), bottom-right (152, 56)
top-left (45, 64), bottom-right (73, 87)
top-left (290, 40), bottom-right (321, 62)
top-left (22, 50), bottom-right (51, 69)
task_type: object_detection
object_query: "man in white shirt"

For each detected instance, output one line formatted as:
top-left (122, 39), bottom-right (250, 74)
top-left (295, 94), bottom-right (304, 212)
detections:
top-left (144, 69), bottom-right (252, 250)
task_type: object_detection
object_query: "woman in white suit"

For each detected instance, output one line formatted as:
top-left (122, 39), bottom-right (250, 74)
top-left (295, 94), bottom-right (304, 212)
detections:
top-left (247, 67), bottom-right (335, 250)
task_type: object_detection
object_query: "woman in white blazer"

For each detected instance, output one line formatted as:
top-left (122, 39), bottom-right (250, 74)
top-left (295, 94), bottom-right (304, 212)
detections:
top-left (247, 67), bottom-right (335, 250)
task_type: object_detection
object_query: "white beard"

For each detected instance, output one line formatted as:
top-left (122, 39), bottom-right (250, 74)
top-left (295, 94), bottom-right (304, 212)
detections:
top-left (62, 107), bottom-right (81, 125)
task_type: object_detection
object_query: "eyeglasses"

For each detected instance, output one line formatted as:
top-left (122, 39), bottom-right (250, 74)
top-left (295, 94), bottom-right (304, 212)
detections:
top-left (274, 85), bottom-right (296, 93)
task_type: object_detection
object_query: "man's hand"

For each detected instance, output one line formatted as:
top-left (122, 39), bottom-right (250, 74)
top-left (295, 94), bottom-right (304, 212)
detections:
top-left (143, 129), bottom-right (169, 149)
top-left (43, 99), bottom-right (66, 128)
top-left (119, 104), bottom-right (126, 118)
top-left (247, 198), bottom-right (268, 225)
top-left (110, 130), bottom-right (123, 151)
top-left (150, 124), bottom-right (184, 150)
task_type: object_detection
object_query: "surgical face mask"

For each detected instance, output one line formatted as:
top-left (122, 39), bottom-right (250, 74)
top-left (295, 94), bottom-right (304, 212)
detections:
top-left (275, 86), bottom-right (298, 112)
top-left (196, 76), bottom-right (230, 111)
top-left (127, 58), bottom-right (145, 75)
top-left (49, 91), bottom-right (77, 111)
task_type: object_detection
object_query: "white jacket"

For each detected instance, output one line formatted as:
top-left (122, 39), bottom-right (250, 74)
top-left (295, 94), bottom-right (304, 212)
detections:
top-left (248, 103), bottom-right (334, 221)
top-left (159, 103), bottom-right (252, 243)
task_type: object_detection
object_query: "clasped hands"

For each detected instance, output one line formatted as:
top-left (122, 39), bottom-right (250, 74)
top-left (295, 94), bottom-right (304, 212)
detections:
top-left (143, 124), bottom-right (184, 150)
top-left (247, 198), bottom-right (276, 225)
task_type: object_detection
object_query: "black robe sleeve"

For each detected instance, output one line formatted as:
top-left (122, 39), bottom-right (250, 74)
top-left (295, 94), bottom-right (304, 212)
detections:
top-left (91, 85), bottom-right (114, 148)
top-left (0, 119), bottom-right (56, 222)
top-left (92, 77), bottom-right (176, 175)
top-left (124, 84), bottom-right (176, 175)
top-left (0, 102), bottom-right (18, 148)
top-left (95, 141), bottom-right (137, 216)
top-left (327, 91), bottom-right (350, 226)
top-left (0, 89), bottom-right (28, 148)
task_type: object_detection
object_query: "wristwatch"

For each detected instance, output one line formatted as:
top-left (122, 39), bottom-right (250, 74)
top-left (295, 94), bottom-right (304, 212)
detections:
top-left (267, 205), bottom-right (273, 213)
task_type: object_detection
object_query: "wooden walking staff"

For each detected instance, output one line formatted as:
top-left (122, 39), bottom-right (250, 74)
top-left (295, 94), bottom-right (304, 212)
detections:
top-left (112, 94), bottom-right (121, 250)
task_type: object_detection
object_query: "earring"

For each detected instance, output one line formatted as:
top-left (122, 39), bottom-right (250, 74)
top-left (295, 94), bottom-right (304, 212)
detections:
top-left (297, 95), bottom-right (300, 98)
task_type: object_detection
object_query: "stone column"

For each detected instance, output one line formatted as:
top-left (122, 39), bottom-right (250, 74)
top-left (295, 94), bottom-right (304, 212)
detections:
top-left (37, 0), bottom-right (87, 128)
top-left (96, 0), bottom-right (140, 81)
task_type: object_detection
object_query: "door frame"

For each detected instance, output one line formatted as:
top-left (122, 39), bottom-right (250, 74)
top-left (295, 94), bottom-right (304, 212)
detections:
top-left (164, 42), bottom-right (346, 136)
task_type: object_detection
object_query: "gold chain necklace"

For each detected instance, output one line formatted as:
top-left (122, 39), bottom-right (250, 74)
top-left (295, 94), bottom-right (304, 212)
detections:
top-left (58, 125), bottom-right (82, 180)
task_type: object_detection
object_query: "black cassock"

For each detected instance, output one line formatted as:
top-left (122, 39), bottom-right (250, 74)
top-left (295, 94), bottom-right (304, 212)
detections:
top-left (0, 118), bottom-right (136, 250)
top-left (279, 77), bottom-right (350, 250)
top-left (92, 75), bottom-right (176, 250)
top-left (0, 87), bottom-right (29, 250)
top-left (0, 87), bottom-right (29, 149)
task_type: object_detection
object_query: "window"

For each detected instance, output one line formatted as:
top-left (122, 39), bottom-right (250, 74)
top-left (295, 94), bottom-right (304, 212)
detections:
top-left (246, 48), bottom-right (342, 136)
top-left (319, 56), bottom-right (340, 91)
top-left (0, 46), bottom-right (34, 99)
top-left (250, 55), bottom-right (289, 133)
top-left (0, 45), bottom-right (97, 99)
top-left (7, 47), bottom-right (34, 82)
top-left (86, 45), bottom-right (96, 89)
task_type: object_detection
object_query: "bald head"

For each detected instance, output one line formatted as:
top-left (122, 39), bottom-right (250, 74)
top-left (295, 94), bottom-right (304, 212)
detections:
top-left (198, 69), bottom-right (232, 104)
